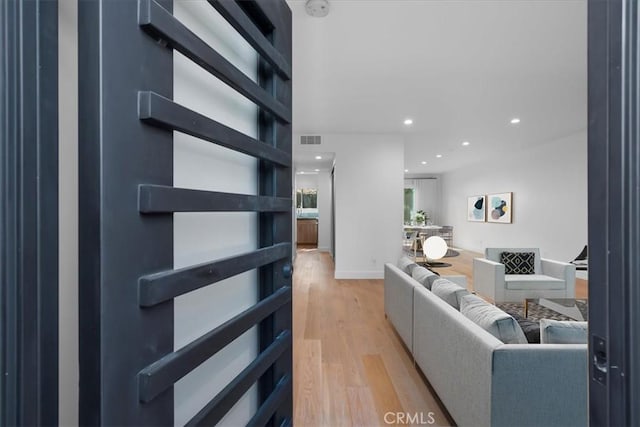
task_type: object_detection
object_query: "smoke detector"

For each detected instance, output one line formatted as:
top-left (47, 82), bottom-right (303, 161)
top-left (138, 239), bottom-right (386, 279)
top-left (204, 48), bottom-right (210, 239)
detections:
top-left (305, 0), bottom-right (330, 17)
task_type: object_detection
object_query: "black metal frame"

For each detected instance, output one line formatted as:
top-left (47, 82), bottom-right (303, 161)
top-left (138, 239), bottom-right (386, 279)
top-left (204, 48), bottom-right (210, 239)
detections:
top-left (588, 0), bottom-right (640, 425)
top-left (0, 0), bottom-right (59, 425)
top-left (79, 0), bottom-right (292, 424)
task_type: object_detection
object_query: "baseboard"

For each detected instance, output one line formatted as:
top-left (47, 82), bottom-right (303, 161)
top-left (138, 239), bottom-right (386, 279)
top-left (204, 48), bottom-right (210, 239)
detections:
top-left (334, 270), bottom-right (383, 279)
top-left (317, 246), bottom-right (331, 252)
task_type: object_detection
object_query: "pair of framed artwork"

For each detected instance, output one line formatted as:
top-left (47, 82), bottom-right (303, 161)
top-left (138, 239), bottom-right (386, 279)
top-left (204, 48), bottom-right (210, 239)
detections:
top-left (467, 192), bottom-right (512, 223)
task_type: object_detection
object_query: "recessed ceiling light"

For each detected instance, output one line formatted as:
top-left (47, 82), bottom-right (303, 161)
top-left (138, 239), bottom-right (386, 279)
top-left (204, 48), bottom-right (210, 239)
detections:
top-left (421, 161), bottom-right (427, 165)
top-left (300, 171), bottom-right (305, 174)
top-left (314, 169), bottom-right (320, 172)
top-left (315, 155), bottom-right (322, 160)
top-left (404, 169), bottom-right (409, 173)
top-left (510, 118), bottom-right (521, 124)
top-left (436, 154), bottom-right (443, 158)
top-left (462, 141), bottom-right (470, 146)
top-left (403, 118), bottom-right (413, 126)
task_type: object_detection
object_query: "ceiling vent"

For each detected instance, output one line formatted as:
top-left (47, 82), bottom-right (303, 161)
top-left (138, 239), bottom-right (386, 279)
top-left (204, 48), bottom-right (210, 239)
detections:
top-left (300, 135), bottom-right (321, 145)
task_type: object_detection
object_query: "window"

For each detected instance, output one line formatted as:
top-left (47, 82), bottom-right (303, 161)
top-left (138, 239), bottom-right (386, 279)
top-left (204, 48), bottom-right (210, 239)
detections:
top-left (404, 188), bottom-right (415, 224)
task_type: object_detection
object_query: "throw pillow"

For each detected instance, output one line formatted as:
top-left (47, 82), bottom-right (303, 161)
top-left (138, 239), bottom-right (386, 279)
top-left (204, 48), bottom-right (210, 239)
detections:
top-left (398, 257), bottom-right (418, 274)
top-left (540, 319), bottom-right (588, 344)
top-left (431, 278), bottom-right (470, 310)
top-left (460, 294), bottom-right (528, 344)
top-left (412, 266), bottom-right (438, 290)
top-left (509, 312), bottom-right (541, 344)
top-left (500, 251), bottom-right (535, 274)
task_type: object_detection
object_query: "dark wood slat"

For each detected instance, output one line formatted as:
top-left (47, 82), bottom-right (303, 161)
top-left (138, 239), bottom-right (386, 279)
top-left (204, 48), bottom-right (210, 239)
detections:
top-left (138, 92), bottom-right (291, 167)
top-left (138, 0), bottom-right (291, 123)
top-left (185, 331), bottom-right (292, 427)
top-left (139, 243), bottom-right (291, 307)
top-left (207, 0), bottom-right (291, 80)
top-left (138, 184), bottom-right (292, 213)
top-left (138, 287), bottom-right (291, 403)
top-left (246, 375), bottom-right (291, 427)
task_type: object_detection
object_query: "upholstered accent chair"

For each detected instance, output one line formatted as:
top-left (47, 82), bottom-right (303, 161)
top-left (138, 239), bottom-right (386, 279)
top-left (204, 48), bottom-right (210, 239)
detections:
top-left (473, 248), bottom-right (576, 303)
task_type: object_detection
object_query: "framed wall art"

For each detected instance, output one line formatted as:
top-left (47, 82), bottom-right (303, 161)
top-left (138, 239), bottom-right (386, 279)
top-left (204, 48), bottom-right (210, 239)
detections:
top-left (487, 192), bottom-right (512, 223)
top-left (467, 195), bottom-right (486, 222)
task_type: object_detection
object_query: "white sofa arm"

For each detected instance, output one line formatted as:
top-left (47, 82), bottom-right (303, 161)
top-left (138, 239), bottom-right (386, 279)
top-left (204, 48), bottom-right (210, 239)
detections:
top-left (541, 258), bottom-right (576, 298)
top-left (473, 258), bottom-right (505, 302)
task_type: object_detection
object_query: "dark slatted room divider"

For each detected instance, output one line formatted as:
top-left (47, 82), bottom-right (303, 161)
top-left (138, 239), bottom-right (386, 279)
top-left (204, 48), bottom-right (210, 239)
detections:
top-left (78, 0), bottom-right (292, 424)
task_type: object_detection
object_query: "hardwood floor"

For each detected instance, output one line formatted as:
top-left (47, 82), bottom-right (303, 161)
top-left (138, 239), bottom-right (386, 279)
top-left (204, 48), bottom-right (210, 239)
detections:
top-left (292, 247), bottom-right (588, 426)
top-left (293, 248), bottom-right (454, 426)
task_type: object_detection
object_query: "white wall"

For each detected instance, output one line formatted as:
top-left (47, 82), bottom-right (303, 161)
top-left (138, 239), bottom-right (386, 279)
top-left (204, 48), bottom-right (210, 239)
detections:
top-left (173, 2), bottom-right (259, 425)
top-left (58, 0), bottom-right (78, 424)
top-left (295, 173), bottom-right (318, 189)
top-left (441, 131), bottom-right (587, 261)
top-left (295, 134), bottom-right (404, 278)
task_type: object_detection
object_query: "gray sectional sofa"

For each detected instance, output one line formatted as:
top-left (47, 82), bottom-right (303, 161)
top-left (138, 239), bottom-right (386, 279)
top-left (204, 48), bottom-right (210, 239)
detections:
top-left (384, 258), bottom-right (588, 427)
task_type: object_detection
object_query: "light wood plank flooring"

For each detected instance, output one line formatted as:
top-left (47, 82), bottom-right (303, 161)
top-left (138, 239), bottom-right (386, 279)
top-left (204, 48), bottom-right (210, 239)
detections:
top-left (293, 248), bottom-right (454, 427)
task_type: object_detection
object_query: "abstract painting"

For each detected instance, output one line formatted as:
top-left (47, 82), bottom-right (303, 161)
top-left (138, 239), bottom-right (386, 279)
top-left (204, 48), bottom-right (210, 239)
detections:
top-left (487, 192), bottom-right (512, 223)
top-left (467, 195), bottom-right (485, 222)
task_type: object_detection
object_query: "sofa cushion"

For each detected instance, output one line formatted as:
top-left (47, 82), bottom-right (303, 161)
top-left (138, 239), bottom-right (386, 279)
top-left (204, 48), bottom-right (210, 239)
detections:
top-left (398, 256), bottom-right (418, 274)
top-left (460, 294), bottom-right (528, 344)
top-left (540, 319), bottom-right (588, 344)
top-left (505, 274), bottom-right (565, 290)
top-left (412, 266), bottom-right (439, 290)
top-left (500, 252), bottom-right (535, 274)
top-left (431, 278), bottom-right (470, 310)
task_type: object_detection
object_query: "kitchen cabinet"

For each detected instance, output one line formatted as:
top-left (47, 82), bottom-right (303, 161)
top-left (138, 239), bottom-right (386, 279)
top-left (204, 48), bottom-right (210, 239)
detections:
top-left (297, 218), bottom-right (318, 245)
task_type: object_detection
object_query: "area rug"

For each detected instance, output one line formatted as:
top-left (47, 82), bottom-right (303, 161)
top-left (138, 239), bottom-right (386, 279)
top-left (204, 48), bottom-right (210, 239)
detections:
top-left (443, 249), bottom-right (460, 258)
top-left (496, 300), bottom-right (589, 322)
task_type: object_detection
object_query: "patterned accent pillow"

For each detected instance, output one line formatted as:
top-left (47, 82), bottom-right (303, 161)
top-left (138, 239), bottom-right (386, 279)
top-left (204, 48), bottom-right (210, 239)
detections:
top-left (509, 312), bottom-right (541, 343)
top-left (500, 251), bottom-right (535, 274)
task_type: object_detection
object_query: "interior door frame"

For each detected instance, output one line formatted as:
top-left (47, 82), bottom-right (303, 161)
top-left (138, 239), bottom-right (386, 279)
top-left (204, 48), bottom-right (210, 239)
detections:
top-left (0, 0), bottom-right (59, 424)
top-left (588, 0), bottom-right (640, 425)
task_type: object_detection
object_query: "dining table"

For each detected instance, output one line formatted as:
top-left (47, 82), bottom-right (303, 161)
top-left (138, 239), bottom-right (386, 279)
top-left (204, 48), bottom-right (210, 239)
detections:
top-left (403, 224), bottom-right (443, 233)
top-left (403, 225), bottom-right (443, 251)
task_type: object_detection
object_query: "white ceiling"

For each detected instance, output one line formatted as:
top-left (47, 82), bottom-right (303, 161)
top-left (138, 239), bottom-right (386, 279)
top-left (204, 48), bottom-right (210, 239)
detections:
top-left (287, 0), bottom-right (587, 174)
top-left (295, 151), bottom-right (335, 172)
